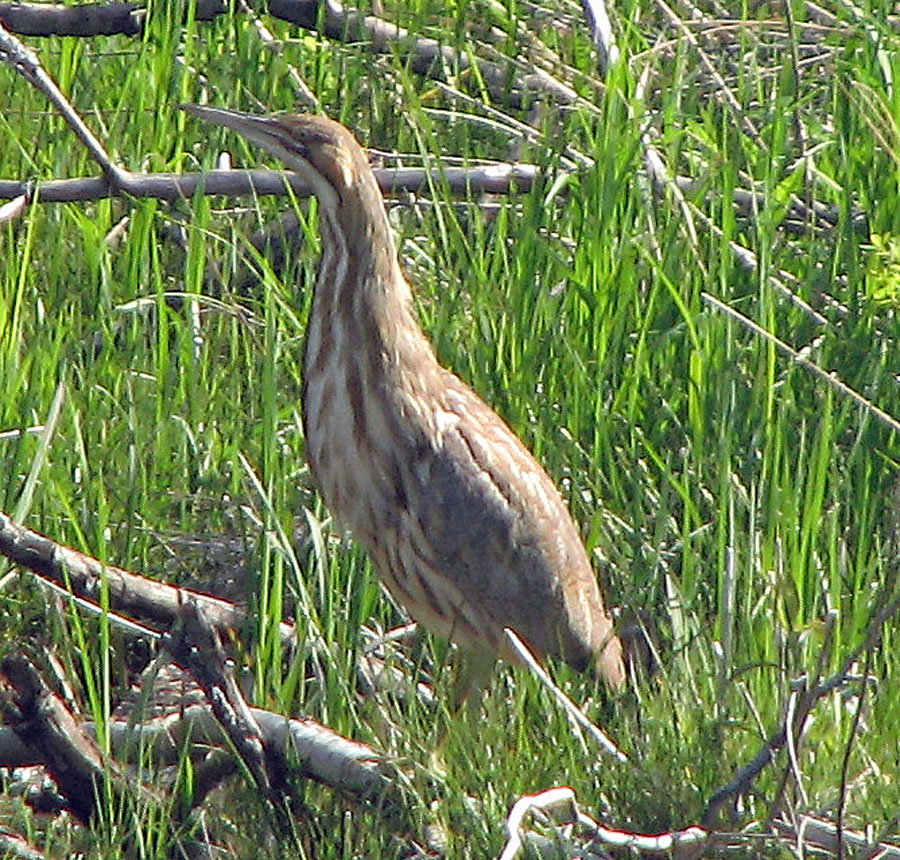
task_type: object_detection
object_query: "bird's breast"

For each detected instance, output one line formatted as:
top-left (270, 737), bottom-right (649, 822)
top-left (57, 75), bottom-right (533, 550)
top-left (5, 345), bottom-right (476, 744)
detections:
top-left (302, 330), bottom-right (439, 546)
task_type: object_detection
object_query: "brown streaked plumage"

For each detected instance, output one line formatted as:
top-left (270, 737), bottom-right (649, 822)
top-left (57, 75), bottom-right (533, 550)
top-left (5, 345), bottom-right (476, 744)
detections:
top-left (183, 104), bottom-right (626, 688)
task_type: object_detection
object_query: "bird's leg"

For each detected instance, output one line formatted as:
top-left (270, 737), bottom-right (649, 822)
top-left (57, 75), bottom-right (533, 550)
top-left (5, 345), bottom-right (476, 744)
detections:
top-left (427, 650), bottom-right (497, 774)
top-left (449, 650), bottom-right (497, 718)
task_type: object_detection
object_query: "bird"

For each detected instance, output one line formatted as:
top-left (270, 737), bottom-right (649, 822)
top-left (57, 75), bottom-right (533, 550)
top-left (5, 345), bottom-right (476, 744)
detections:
top-left (182, 104), bottom-right (626, 691)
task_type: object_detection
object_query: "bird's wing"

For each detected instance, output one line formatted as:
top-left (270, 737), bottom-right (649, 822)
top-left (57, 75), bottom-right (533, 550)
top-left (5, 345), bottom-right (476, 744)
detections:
top-left (392, 369), bottom-right (603, 667)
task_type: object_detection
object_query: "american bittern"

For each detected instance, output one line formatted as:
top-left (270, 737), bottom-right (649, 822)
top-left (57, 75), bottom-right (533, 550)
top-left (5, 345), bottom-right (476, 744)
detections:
top-left (183, 105), bottom-right (626, 689)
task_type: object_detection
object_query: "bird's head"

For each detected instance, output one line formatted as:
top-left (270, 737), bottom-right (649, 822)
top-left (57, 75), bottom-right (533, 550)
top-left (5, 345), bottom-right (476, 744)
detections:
top-left (181, 104), bottom-right (370, 208)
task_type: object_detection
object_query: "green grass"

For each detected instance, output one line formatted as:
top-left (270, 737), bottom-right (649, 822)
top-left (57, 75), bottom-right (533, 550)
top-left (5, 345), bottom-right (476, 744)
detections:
top-left (2, 0), bottom-right (900, 856)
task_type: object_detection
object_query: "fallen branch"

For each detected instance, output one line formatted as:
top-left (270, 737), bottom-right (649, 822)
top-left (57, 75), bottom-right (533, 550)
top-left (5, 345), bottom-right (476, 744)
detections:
top-left (772, 814), bottom-right (900, 860)
top-left (0, 162), bottom-right (541, 204)
top-left (0, 510), bottom-right (295, 645)
top-left (0, 652), bottom-right (158, 824)
top-left (0, 651), bottom-right (415, 832)
top-left (0, 0), bottom-right (578, 107)
top-left (0, 827), bottom-right (46, 860)
top-left (0, 697), bottom-right (392, 795)
top-left (164, 600), bottom-right (292, 829)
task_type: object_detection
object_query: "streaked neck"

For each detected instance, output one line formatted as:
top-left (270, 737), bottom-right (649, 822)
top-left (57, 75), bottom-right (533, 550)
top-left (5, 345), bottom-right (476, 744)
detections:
top-left (307, 186), bottom-right (425, 373)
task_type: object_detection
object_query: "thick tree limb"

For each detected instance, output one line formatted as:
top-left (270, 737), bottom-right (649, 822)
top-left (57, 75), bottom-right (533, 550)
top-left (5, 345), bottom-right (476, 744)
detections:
top-left (0, 681), bottom-right (409, 825)
top-left (0, 510), bottom-right (294, 645)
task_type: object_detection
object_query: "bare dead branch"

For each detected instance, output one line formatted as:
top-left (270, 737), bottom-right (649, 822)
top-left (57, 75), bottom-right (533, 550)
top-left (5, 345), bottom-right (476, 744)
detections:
top-left (0, 0), bottom-right (227, 35)
top-left (0, 163), bottom-right (541, 204)
top-left (188, 749), bottom-right (241, 808)
top-left (1, 22), bottom-right (543, 215)
top-left (0, 193), bottom-right (26, 222)
top-left (0, 516), bottom-right (406, 824)
top-left (580, 0), bottom-right (619, 71)
top-left (0, 0), bottom-right (577, 106)
top-left (0, 510), bottom-right (295, 645)
top-left (0, 691), bottom-right (413, 828)
top-left (498, 787), bottom-right (900, 860)
top-left (701, 556), bottom-right (900, 829)
top-left (772, 814), bottom-right (900, 860)
top-left (498, 787), bottom-right (714, 860)
top-left (0, 22), bottom-right (128, 184)
top-left (165, 600), bottom-right (292, 831)
top-left (0, 652), bottom-right (157, 824)
top-left (260, 0), bottom-right (580, 106)
top-left (0, 1), bottom-right (145, 36)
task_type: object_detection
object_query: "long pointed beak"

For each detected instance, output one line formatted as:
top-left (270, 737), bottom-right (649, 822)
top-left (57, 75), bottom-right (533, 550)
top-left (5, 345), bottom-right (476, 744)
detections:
top-left (180, 103), bottom-right (277, 139)
top-left (180, 103), bottom-right (348, 205)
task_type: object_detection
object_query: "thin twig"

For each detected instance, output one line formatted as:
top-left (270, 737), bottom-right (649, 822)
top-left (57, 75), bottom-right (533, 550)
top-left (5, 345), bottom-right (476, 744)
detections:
top-left (503, 628), bottom-right (628, 765)
top-left (837, 650), bottom-right (872, 860)
top-left (0, 22), bottom-right (130, 187)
